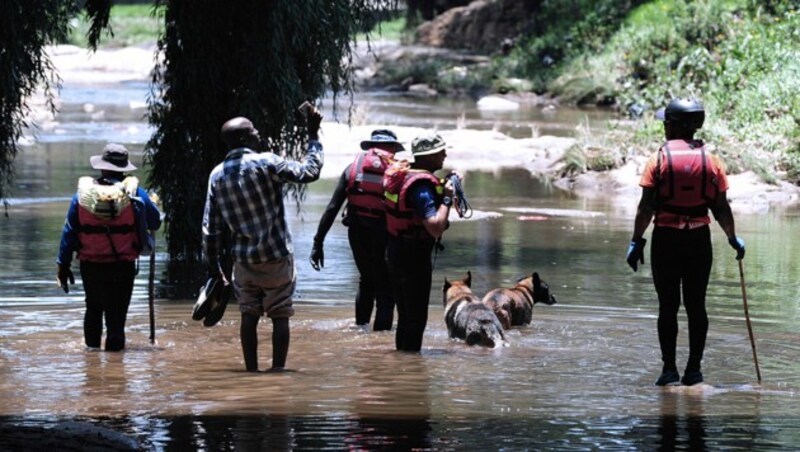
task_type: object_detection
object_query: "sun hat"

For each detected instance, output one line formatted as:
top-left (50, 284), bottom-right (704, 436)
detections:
top-left (360, 129), bottom-right (404, 151)
top-left (90, 143), bottom-right (137, 172)
top-left (192, 277), bottom-right (222, 321)
top-left (410, 133), bottom-right (449, 157)
top-left (202, 282), bottom-right (233, 327)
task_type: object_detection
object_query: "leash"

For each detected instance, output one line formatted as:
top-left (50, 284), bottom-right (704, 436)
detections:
top-left (447, 174), bottom-right (472, 219)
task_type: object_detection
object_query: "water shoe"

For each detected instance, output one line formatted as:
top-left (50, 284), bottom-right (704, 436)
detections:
top-left (655, 369), bottom-right (680, 386)
top-left (681, 370), bottom-right (704, 386)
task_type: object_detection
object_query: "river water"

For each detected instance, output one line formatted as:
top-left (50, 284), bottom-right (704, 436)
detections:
top-left (1, 80), bottom-right (799, 450)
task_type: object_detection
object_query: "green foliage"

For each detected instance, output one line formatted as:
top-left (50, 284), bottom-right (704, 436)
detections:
top-left (356, 16), bottom-right (407, 42)
top-left (560, 144), bottom-right (587, 177)
top-left (547, 0), bottom-right (800, 179)
top-left (0, 0), bottom-right (76, 202)
top-left (68, 4), bottom-right (164, 48)
top-left (502, 0), bottom-right (647, 93)
top-left (146, 1), bottom-right (395, 294)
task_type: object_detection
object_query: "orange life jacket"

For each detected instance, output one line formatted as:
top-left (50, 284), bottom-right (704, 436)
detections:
top-left (345, 148), bottom-right (394, 220)
top-left (383, 162), bottom-right (443, 240)
top-left (76, 177), bottom-right (140, 262)
top-left (655, 139), bottom-right (718, 218)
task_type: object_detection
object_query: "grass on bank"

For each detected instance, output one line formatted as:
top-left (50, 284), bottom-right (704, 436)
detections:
top-left (539, 0), bottom-right (800, 183)
top-left (67, 4), bottom-right (163, 48)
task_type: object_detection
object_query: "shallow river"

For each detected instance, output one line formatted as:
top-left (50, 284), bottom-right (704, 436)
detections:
top-left (1, 81), bottom-right (799, 450)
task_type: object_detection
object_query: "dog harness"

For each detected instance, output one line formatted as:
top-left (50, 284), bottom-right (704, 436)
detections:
top-left (654, 139), bottom-right (718, 224)
top-left (345, 147), bottom-right (394, 220)
top-left (76, 176), bottom-right (140, 262)
top-left (383, 162), bottom-right (443, 240)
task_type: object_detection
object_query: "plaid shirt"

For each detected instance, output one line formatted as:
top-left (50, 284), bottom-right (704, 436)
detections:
top-left (202, 141), bottom-right (323, 269)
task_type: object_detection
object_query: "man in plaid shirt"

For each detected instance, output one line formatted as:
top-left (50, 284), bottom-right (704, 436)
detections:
top-left (203, 109), bottom-right (323, 372)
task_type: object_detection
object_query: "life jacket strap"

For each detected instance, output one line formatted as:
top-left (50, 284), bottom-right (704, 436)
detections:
top-left (79, 224), bottom-right (136, 234)
top-left (347, 205), bottom-right (386, 218)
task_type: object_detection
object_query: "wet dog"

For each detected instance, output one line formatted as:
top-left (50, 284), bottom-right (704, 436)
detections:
top-left (443, 271), bottom-right (508, 348)
top-left (482, 272), bottom-right (557, 329)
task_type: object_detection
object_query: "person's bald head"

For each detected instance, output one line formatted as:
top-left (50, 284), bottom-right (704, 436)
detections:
top-left (221, 117), bottom-right (261, 150)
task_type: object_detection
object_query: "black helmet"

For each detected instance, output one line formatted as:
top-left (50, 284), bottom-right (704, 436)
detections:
top-left (657, 98), bottom-right (705, 130)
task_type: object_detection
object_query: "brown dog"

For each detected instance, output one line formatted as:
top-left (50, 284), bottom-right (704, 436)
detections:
top-left (443, 271), bottom-right (508, 348)
top-left (482, 272), bottom-right (556, 329)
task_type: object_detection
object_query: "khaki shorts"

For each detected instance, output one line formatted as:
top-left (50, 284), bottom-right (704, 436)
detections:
top-left (233, 256), bottom-right (296, 318)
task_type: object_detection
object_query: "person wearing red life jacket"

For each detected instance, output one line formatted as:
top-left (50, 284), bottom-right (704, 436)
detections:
top-left (310, 129), bottom-right (403, 331)
top-left (626, 98), bottom-right (745, 386)
top-left (56, 144), bottom-right (162, 351)
top-left (384, 133), bottom-right (462, 352)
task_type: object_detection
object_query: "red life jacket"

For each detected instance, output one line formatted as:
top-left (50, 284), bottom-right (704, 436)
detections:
top-left (345, 148), bottom-right (394, 220)
top-left (655, 139), bottom-right (718, 218)
top-left (76, 177), bottom-right (140, 262)
top-left (383, 162), bottom-right (443, 240)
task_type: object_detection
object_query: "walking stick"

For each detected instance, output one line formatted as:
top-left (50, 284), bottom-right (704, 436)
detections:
top-left (738, 259), bottom-right (762, 384)
top-left (148, 234), bottom-right (156, 344)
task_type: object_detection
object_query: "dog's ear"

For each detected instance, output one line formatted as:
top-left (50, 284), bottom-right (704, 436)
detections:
top-left (465, 271), bottom-right (472, 287)
top-left (533, 272), bottom-right (541, 287)
top-left (443, 278), bottom-right (451, 292)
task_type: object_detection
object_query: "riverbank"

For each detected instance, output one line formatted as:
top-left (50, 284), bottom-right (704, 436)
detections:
top-left (30, 43), bottom-right (800, 213)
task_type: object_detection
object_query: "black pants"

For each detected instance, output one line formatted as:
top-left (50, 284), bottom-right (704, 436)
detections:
top-left (80, 260), bottom-right (137, 351)
top-left (386, 236), bottom-right (435, 352)
top-left (651, 225), bottom-right (712, 371)
top-left (348, 223), bottom-right (394, 330)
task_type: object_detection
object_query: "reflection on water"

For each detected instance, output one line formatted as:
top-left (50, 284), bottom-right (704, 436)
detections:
top-left (2, 82), bottom-right (800, 448)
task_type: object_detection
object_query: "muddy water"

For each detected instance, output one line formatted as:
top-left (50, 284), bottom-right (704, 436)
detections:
top-left (1, 83), bottom-right (799, 449)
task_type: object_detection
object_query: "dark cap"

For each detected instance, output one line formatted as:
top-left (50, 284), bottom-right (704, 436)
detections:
top-left (360, 129), bottom-right (404, 151)
top-left (656, 98), bottom-right (705, 129)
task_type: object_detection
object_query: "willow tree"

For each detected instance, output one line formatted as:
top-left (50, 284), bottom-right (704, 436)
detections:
top-left (147, 1), bottom-right (394, 296)
top-left (0, 1), bottom-right (115, 206)
top-left (0, 1), bottom-right (73, 204)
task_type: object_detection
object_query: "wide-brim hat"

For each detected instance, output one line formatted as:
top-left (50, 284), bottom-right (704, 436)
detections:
top-left (90, 143), bottom-right (137, 172)
top-left (192, 277), bottom-right (222, 321)
top-left (410, 133), bottom-right (450, 157)
top-left (360, 129), bottom-right (404, 151)
top-left (203, 283), bottom-right (233, 327)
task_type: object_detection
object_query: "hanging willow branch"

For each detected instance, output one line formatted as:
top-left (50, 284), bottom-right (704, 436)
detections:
top-left (84, 0), bottom-right (113, 51)
top-left (146, 1), bottom-right (395, 296)
top-left (0, 1), bottom-right (76, 204)
top-left (0, 0), bottom-right (115, 207)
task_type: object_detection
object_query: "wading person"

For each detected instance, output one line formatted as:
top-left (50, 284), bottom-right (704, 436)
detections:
top-left (310, 129), bottom-right (403, 331)
top-left (384, 133), bottom-right (461, 352)
top-left (626, 98), bottom-right (745, 386)
top-left (56, 144), bottom-right (162, 351)
top-left (203, 111), bottom-right (323, 372)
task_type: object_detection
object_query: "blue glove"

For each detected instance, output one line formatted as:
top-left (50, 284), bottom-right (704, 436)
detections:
top-left (626, 238), bottom-right (647, 272)
top-left (728, 236), bottom-right (745, 260)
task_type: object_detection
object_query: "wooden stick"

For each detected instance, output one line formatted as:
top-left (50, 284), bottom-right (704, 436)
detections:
top-left (148, 235), bottom-right (156, 344)
top-left (738, 259), bottom-right (761, 384)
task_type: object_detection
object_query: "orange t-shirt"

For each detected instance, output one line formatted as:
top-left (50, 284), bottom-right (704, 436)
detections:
top-left (639, 144), bottom-right (729, 229)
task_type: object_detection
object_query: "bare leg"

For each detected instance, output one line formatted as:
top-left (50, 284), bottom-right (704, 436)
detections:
top-left (241, 312), bottom-right (260, 371)
top-left (271, 317), bottom-right (290, 370)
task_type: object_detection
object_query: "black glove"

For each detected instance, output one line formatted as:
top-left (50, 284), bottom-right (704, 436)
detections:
top-left (307, 108), bottom-right (322, 139)
top-left (310, 239), bottom-right (324, 271)
top-left (57, 265), bottom-right (75, 293)
top-left (728, 236), bottom-right (745, 260)
top-left (626, 238), bottom-right (647, 272)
